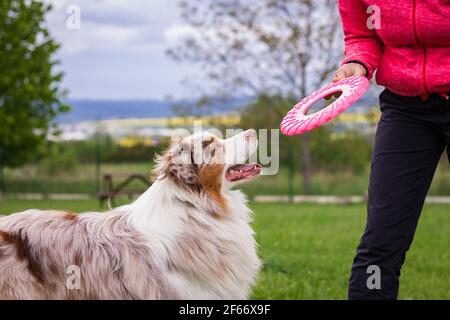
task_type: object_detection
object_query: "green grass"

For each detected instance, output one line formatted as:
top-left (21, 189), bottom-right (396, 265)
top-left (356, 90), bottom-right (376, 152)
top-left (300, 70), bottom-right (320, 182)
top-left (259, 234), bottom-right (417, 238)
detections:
top-left (0, 199), bottom-right (448, 300)
top-left (251, 202), bottom-right (449, 300)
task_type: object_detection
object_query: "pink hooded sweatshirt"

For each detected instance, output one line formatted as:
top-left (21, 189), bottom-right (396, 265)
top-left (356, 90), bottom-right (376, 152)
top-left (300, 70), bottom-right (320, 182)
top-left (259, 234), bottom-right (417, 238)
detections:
top-left (338, 0), bottom-right (450, 97)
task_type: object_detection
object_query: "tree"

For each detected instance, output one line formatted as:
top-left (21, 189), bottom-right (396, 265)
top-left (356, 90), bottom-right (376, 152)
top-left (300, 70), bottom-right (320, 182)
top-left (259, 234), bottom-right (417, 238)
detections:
top-left (169, 0), bottom-right (343, 193)
top-left (0, 0), bottom-right (68, 168)
top-left (239, 95), bottom-right (300, 163)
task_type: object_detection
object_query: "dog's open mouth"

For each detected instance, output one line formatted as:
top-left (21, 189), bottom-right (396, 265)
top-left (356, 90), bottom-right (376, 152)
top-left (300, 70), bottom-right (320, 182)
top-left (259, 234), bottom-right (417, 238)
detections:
top-left (225, 164), bottom-right (261, 182)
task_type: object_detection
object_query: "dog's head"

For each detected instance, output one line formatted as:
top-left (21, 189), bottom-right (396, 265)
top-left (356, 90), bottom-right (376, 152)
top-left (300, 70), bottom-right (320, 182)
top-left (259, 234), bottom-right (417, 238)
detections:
top-left (153, 129), bottom-right (261, 215)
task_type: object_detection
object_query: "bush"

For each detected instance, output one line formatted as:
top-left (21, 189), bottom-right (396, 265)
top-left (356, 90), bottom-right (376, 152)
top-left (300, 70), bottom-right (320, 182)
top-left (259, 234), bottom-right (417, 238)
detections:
top-left (104, 144), bottom-right (165, 163)
top-left (311, 131), bottom-right (372, 174)
top-left (37, 144), bottom-right (78, 176)
top-left (34, 133), bottom-right (169, 174)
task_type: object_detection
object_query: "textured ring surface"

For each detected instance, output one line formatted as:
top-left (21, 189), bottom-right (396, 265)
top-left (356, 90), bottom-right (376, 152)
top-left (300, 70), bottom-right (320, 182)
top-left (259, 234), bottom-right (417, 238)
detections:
top-left (280, 76), bottom-right (370, 136)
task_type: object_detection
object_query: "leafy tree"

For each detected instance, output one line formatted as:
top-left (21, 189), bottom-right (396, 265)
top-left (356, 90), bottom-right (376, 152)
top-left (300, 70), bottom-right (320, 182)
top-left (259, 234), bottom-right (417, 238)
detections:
top-left (0, 0), bottom-right (68, 168)
top-left (239, 95), bottom-right (300, 163)
top-left (169, 0), bottom-right (342, 193)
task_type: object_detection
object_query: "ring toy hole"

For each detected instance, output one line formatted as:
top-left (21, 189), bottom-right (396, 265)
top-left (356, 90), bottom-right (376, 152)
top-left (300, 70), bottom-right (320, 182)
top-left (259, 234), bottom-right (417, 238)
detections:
top-left (305, 90), bottom-right (343, 116)
top-left (280, 76), bottom-right (370, 136)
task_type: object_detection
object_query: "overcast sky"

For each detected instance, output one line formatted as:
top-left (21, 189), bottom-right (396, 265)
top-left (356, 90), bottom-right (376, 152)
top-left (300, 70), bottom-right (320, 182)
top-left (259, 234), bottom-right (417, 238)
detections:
top-left (45, 0), bottom-right (197, 100)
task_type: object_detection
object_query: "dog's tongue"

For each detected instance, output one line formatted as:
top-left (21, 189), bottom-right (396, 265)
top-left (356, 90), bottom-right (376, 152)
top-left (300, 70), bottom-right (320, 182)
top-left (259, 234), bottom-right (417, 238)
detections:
top-left (226, 164), bottom-right (261, 182)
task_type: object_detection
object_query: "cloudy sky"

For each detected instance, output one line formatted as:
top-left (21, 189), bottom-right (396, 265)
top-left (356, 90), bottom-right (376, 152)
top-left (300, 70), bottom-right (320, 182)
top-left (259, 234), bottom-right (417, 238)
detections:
top-left (45, 0), bottom-right (197, 100)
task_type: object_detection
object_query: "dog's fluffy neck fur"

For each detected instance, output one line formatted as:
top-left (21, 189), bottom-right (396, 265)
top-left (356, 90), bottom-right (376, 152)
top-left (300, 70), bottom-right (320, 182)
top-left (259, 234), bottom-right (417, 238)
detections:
top-left (128, 177), bottom-right (236, 229)
top-left (125, 177), bottom-right (260, 299)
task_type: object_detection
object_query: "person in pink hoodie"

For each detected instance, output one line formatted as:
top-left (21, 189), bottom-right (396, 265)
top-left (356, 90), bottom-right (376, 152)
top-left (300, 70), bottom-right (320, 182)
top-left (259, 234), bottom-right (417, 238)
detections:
top-left (335, 1), bottom-right (450, 300)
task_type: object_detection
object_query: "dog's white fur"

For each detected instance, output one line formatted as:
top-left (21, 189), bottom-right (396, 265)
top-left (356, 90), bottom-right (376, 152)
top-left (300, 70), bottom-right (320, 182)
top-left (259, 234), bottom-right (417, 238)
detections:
top-left (0, 130), bottom-right (261, 300)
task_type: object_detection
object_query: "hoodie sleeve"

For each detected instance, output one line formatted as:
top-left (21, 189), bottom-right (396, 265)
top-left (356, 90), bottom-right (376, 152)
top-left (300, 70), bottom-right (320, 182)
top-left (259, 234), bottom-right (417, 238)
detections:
top-left (338, 0), bottom-right (383, 79)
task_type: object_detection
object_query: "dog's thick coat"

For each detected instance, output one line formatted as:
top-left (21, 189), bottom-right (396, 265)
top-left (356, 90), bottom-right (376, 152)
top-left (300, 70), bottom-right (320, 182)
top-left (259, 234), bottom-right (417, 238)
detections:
top-left (0, 130), bottom-right (261, 300)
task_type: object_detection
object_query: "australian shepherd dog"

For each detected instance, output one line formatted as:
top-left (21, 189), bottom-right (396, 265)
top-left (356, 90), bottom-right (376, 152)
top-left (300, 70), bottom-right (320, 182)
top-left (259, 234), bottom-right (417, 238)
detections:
top-left (0, 130), bottom-right (262, 300)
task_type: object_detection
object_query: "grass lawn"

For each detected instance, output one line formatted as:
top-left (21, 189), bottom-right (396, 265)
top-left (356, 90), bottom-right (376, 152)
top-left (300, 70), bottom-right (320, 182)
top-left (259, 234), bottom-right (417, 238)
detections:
top-left (0, 199), bottom-right (448, 300)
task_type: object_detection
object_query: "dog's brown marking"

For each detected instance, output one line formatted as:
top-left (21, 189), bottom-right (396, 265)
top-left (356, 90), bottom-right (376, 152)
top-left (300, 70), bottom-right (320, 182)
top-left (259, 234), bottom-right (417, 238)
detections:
top-left (169, 233), bottom-right (229, 280)
top-left (48, 261), bottom-right (59, 275)
top-left (74, 249), bottom-right (83, 266)
top-left (2, 230), bottom-right (46, 284)
top-left (155, 144), bottom-right (200, 186)
top-left (0, 229), bottom-right (9, 243)
top-left (63, 212), bottom-right (78, 221)
top-left (202, 137), bottom-right (215, 149)
top-left (203, 137), bottom-right (218, 159)
top-left (0, 230), bottom-right (10, 258)
top-left (199, 164), bottom-right (228, 216)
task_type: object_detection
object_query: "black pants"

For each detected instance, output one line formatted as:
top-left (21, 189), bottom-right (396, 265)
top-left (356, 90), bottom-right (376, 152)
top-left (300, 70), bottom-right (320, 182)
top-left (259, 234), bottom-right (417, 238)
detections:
top-left (348, 89), bottom-right (450, 300)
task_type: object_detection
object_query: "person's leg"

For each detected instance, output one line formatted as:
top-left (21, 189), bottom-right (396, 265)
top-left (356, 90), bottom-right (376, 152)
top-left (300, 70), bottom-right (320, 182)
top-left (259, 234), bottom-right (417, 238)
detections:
top-left (442, 98), bottom-right (450, 162)
top-left (348, 90), bottom-right (447, 300)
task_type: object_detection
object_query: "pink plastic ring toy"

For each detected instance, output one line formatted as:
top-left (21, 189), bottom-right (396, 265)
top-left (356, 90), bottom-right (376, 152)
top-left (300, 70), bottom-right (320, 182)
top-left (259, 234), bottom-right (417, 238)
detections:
top-left (280, 76), bottom-right (370, 136)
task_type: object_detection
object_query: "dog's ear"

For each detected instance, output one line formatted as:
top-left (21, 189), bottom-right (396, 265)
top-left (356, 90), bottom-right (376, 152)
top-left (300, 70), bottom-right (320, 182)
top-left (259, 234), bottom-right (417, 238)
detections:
top-left (168, 162), bottom-right (199, 185)
top-left (152, 144), bottom-right (200, 185)
top-left (170, 133), bottom-right (187, 146)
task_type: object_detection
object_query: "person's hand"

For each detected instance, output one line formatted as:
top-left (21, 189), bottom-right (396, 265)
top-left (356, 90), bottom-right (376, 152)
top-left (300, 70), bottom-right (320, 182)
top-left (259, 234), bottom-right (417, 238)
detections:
top-left (333, 62), bottom-right (367, 82)
top-left (325, 63), bottom-right (367, 100)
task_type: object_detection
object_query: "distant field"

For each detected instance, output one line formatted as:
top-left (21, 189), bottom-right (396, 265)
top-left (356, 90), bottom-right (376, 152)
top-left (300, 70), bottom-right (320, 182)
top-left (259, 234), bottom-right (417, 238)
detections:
top-left (3, 161), bottom-right (450, 196)
top-left (0, 200), bottom-right (448, 300)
